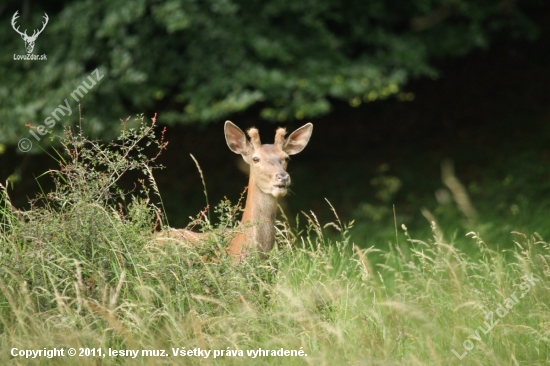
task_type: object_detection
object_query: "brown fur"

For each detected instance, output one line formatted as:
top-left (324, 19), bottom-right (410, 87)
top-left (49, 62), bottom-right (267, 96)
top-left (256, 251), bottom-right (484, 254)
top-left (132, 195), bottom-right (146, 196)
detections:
top-left (247, 128), bottom-right (261, 149)
top-left (156, 121), bottom-right (313, 261)
top-left (274, 127), bottom-right (287, 148)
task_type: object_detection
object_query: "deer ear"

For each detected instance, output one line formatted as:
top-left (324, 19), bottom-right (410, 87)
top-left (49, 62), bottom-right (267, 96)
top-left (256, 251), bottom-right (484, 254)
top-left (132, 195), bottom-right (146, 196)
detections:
top-left (284, 123), bottom-right (313, 155)
top-left (225, 121), bottom-right (250, 155)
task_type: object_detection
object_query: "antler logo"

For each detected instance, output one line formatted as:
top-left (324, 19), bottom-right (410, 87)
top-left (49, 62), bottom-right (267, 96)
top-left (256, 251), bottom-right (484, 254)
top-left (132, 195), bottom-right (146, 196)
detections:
top-left (11, 11), bottom-right (49, 54)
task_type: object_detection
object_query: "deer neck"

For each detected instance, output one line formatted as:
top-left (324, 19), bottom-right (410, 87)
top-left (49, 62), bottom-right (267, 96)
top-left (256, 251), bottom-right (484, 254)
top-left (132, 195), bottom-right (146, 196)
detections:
top-left (237, 175), bottom-right (278, 255)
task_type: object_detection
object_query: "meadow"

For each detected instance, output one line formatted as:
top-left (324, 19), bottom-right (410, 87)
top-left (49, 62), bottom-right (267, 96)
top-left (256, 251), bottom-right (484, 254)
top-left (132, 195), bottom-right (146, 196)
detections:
top-left (1, 116), bottom-right (548, 365)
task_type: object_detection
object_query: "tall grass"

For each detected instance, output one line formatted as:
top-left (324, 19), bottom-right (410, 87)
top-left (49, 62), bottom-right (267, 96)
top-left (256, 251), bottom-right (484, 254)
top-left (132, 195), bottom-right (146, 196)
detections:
top-left (0, 116), bottom-right (548, 365)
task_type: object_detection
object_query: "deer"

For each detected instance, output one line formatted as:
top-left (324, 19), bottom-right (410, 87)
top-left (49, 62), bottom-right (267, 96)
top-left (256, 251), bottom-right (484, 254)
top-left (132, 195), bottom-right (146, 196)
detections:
top-left (11, 11), bottom-right (49, 54)
top-left (158, 121), bottom-right (313, 261)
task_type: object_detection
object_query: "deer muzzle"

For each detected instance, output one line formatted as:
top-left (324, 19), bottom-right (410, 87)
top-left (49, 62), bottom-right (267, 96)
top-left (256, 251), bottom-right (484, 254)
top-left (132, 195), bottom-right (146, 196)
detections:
top-left (272, 172), bottom-right (290, 197)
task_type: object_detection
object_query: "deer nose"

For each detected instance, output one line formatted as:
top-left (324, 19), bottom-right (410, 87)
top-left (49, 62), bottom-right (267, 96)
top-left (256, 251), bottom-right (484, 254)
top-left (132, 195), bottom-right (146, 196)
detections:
top-left (276, 172), bottom-right (290, 185)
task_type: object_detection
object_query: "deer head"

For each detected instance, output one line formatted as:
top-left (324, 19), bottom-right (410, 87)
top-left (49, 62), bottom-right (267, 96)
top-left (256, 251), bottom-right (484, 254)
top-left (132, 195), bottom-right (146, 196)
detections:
top-left (224, 121), bottom-right (313, 198)
top-left (12, 11), bottom-right (49, 54)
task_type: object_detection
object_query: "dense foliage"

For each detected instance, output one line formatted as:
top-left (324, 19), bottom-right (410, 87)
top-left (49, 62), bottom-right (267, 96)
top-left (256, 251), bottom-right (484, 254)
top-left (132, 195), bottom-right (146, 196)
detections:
top-left (1, 116), bottom-right (549, 365)
top-left (0, 0), bottom-right (538, 146)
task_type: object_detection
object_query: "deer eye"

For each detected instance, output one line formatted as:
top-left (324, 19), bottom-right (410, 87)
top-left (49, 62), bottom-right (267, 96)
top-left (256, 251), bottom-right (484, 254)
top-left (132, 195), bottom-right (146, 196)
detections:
top-left (252, 157), bottom-right (260, 163)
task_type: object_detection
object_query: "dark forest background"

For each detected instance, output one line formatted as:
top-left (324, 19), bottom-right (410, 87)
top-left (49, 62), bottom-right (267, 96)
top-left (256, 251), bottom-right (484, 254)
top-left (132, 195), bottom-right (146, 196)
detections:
top-left (1, 0), bottom-right (550, 246)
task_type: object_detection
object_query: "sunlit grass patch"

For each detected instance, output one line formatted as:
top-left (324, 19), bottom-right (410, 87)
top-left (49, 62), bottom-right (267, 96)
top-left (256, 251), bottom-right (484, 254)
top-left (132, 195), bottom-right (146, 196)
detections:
top-left (0, 116), bottom-right (549, 365)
